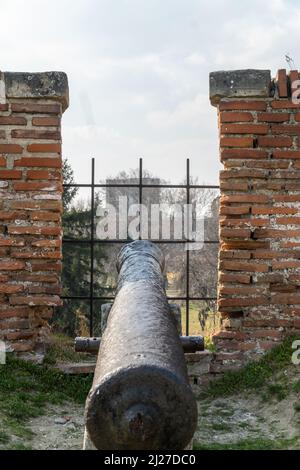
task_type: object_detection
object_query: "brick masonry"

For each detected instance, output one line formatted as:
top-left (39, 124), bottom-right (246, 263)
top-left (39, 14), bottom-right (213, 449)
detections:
top-left (0, 71), bottom-right (68, 353)
top-left (209, 68), bottom-right (300, 369)
top-left (2, 67), bottom-right (300, 378)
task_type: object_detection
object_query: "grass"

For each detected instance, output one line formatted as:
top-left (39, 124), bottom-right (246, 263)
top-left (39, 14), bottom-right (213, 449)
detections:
top-left (210, 422), bottom-right (232, 432)
top-left (264, 383), bottom-right (289, 401)
top-left (194, 437), bottom-right (298, 450)
top-left (44, 333), bottom-right (91, 365)
top-left (202, 335), bottom-right (300, 399)
top-left (0, 354), bottom-right (92, 419)
top-left (194, 335), bottom-right (300, 450)
top-left (0, 353), bottom-right (93, 447)
top-left (293, 380), bottom-right (300, 393)
top-left (0, 430), bottom-right (10, 444)
top-left (294, 402), bottom-right (300, 412)
top-left (6, 443), bottom-right (33, 451)
top-left (204, 336), bottom-right (217, 352)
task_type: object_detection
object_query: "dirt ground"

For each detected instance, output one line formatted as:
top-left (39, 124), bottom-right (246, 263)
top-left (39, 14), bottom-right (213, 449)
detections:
top-left (28, 403), bottom-right (85, 450)
top-left (19, 391), bottom-right (299, 450)
top-left (195, 393), bottom-right (300, 449)
top-left (1, 358), bottom-right (298, 450)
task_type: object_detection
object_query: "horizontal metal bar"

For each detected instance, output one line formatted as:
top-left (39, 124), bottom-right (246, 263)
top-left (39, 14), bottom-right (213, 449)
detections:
top-left (62, 239), bottom-right (219, 244)
top-left (63, 183), bottom-right (219, 189)
top-left (75, 335), bottom-right (204, 354)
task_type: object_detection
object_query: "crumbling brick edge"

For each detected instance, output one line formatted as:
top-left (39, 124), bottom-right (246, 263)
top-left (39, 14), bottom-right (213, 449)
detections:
top-left (0, 71), bottom-right (68, 354)
top-left (210, 68), bottom-right (300, 371)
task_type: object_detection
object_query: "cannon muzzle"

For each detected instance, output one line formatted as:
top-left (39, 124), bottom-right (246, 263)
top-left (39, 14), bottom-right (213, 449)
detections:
top-left (84, 241), bottom-right (198, 450)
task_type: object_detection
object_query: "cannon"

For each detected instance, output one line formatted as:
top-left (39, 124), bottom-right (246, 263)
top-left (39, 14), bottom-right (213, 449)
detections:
top-left (83, 240), bottom-right (198, 450)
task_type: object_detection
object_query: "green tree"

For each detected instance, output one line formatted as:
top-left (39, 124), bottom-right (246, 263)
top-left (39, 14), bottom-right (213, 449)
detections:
top-left (51, 159), bottom-right (111, 337)
top-left (62, 158), bottom-right (78, 210)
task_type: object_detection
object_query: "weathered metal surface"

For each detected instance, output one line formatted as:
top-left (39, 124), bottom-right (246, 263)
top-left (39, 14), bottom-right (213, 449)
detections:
top-left (180, 335), bottom-right (204, 353)
top-left (82, 428), bottom-right (194, 451)
top-left (75, 336), bottom-right (101, 354)
top-left (100, 303), bottom-right (112, 334)
top-left (99, 302), bottom-right (182, 335)
top-left (85, 240), bottom-right (197, 450)
top-left (75, 335), bottom-right (204, 354)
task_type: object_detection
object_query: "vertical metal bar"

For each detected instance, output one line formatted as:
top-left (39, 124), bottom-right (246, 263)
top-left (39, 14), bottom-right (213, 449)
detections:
top-left (90, 158), bottom-right (95, 336)
top-left (186, 158), bottom-right (190, 336)
top-left (139, 157), bottom-right (143, 241)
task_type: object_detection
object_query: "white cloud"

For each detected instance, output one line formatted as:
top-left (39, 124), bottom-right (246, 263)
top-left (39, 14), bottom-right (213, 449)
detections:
top-left (147, 94), bottom-right (212, 130)
top-left (184, 53), bottom-right (206, 66)
top-left (1, 0), bottom-right (300, 186)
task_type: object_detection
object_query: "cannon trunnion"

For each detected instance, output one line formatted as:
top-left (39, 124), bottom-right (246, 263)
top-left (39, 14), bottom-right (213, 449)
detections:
top-left (84, 241), bottom-right (198, 450)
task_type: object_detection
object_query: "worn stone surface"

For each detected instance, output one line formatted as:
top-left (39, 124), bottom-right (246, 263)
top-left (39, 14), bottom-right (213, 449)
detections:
top-left (0, 72), bottom-right (5, 104)
top-left (55, 362), bottom-right (96, 375)
top-left (210, 69), bottom-right (271, 105)
top-left (4, 72), bottom-right (69, 111)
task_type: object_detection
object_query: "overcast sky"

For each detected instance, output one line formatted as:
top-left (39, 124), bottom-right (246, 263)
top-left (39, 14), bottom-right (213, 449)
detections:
top-left (1, 0), bottom-right (299, 185)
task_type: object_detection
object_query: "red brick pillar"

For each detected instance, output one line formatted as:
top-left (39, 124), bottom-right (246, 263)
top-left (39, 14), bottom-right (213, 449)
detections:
top-left (210, 69), bottom-right (300, 367)
top-left (0, 71), bottom-right (68, 354)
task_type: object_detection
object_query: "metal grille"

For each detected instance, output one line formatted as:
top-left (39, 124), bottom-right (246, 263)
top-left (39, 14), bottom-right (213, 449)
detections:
top-left (62, 158), bottom-right (219, 335)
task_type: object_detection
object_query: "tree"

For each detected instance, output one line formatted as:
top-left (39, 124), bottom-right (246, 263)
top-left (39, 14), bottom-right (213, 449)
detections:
top-left (62, 158), bottom-right (78, 211)
top-left (51, 159), bottom-right (111, 337)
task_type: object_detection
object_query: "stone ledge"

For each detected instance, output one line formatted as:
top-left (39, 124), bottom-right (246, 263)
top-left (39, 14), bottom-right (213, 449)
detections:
top-left (186, 350), bottom-right (213, 376)
top-left (209, 69), bottom-right (272, 106)
top-left (55, 362), bottom-right (96, 374)
top-left (2, 71), bottom-right (69, 112)
top-left (185, 349), bottom-right (213, 363)
top-left (53, 352), bottom-right (214, 376)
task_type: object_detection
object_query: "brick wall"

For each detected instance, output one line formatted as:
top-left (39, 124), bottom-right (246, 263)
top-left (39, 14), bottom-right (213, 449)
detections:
top-left (0, 71), bottom-right (68, 353)
top-left (2, 67), bottom-right (300, 369)
top-left (210, 68), bottom-right (300, 369)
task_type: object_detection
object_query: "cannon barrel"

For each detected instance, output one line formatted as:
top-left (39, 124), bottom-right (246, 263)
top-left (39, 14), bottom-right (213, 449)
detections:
top-left (75, 335), bottom-right (204, 354)
top-left (84, 240), bottom-right (198, 450)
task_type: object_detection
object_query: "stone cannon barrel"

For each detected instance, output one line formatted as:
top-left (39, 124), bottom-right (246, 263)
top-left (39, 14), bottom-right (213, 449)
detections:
top-left (85, 240), bottom-right (198, 450)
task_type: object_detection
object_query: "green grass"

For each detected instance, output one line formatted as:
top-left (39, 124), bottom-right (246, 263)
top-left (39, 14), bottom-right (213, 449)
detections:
top-left (0, 353), bottom-right (93, 447)
top-left (0, 354), bottom-right (92, 420)
top-left (44, 333), bottom-right (91, 365)
top-left (210, 422), bottom-right (232, 432)
top-left (194, 437), bottom-right (298, 450)
top-left (204, 336), bottom-right (217, 353)
top-left (264, 383), bottom-right (288, 401)
top-left (294, 402), bottom-right (300, 412)
top-left (293, 380), bottom-right (300, 393)
top-left (6, 443), bottom-right (33, 451)
top-left (0, 430), bottom-right (10, 444)
top-left (202, 335), bottom-right (300, 399)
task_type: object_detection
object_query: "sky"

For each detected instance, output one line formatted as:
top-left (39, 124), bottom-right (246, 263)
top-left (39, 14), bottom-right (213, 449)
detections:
top-left (1, 0), bottom-right (300, 186)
